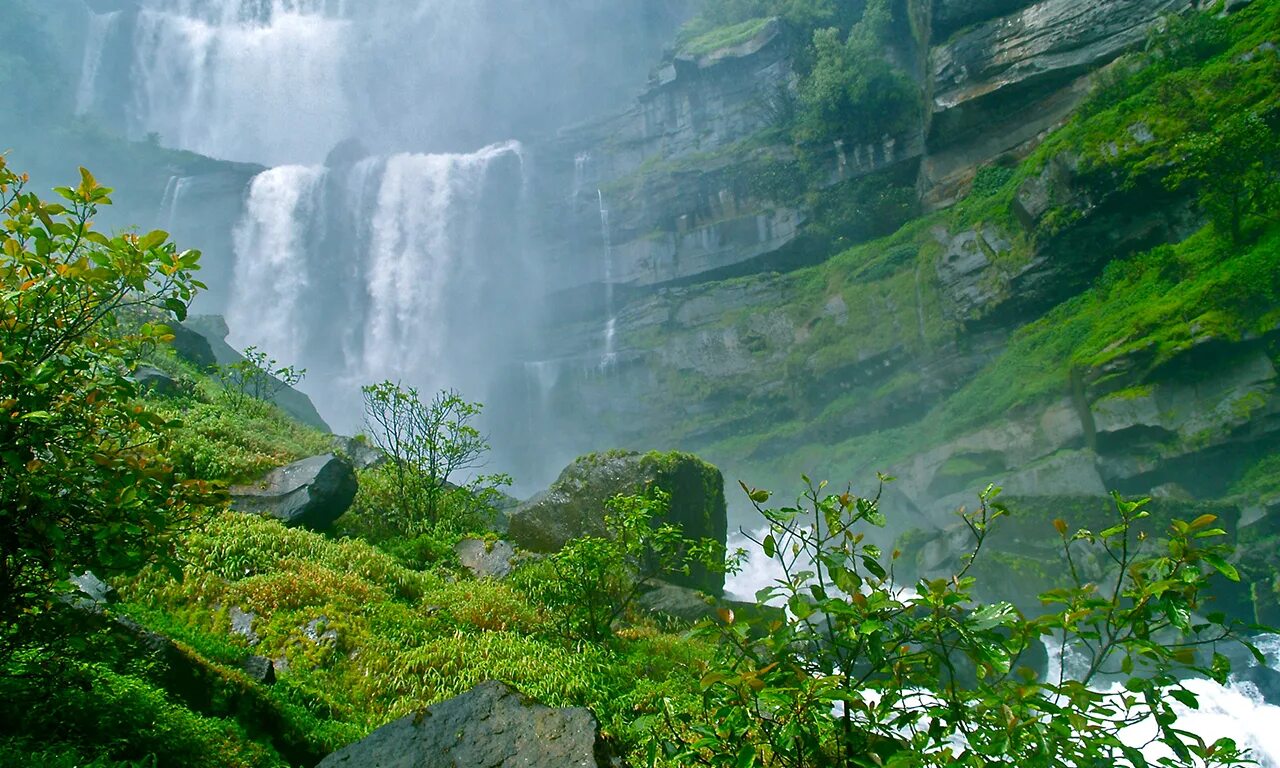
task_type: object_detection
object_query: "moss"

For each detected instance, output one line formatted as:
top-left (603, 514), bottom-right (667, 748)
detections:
top-left (678, 17), bottom-right (774, 57)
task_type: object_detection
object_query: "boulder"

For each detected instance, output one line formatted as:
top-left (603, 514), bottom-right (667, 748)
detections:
top-left (231, 454), bottom-right (357, 531)
top-left (636, 580), bottom-right (785, 634)
top-left (332, 435), bottom-right (387, 470)
top-left (230, 606), bottom-right (259, 645)
top-left (132, 365), bottom-right (181, 397)
top-left (508, 451), bottom-right (728, 595)
top-left (69, 571), bottom-right (118, 608)
top-left (316, 681), bottom-right (616, 768)
top-left (243, 655), bottom-right (276, 685)
top-left (455, 539), bottom-right (517, 580)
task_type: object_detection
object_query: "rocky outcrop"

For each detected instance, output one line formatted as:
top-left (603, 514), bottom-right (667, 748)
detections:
top-left (923, 0), bottom-right (1192, 204)
top-left (179, 315), bottom-right (331, 432)
top-left (932, 0), bottom-right (1040, 38)
top-left (316, 681), bottom-right (616, 768)
top-left (231, 454), bottom-right (357, 531)
top-left (636, 579), bottom-right (785, 632)
top-left (508, 451), bottom-right (728, 595)
top-left (455, 539), bottom-right (518, 580)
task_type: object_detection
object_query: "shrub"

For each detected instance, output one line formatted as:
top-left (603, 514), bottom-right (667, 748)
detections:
top-left (643, 479), bottom-right (1260, 767)
top-left (522, 490), bottom-right (733, 641)
top-left (359, 382), bottom-right (509, 536)
top-left (0, 159), bottom-right (214, 654)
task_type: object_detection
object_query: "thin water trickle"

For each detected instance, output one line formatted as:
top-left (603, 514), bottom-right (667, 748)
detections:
top-left (597, 188), bottom-right (617, 370)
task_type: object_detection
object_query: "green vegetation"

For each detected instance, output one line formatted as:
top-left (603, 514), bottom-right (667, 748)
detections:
top-left (678, 17), bottom-right (775, 57)
top-left (522, 489), bottom-right (729, 641)
top-left (0, 159), bottom-right (213, 654)
top-left (610, 1), bottom-right (1280, 492)
top-left (4, 1), bottom-right (1280, 766)
top-left (338, 382), bottom-right (511, 569)
top-left (796, 0), bottom-right (919, 145)
top-left (645, 482), bottom-right (1257, 766)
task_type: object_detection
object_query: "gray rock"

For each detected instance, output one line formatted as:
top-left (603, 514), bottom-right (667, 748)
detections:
top-left (936, 227), bottom-right (1011, 321)
top-left (243, 655), bottom-right (276, 685)
top-left (169, 321), bottom-right (218, 369)
top-left (316, 681), bottom-right (615, 768)
top-left (932, 0), bottom-right (1191, 114)
top-left (1223, 0), bottom-right (1253, 13)
top-left (455, 539), bottom-right (517, 580)
top-left (304, 616), bottom-right (339, 647)
top-left (332, 436), bottom-right (386, 470)
top-left (230, 606), bottom-right (259, 645)
top-left (932, 0), bottom-right (1040, 37)
top-left (636, 581), bottom-right (718, 624)
top-left (132, 365), bottom-right (180, 397)
top-left (70, 571), bottom-right (117, 606)
top-left (231, 454), bottom-right (357, 531)
top-left (507, 451), bottom-right (728, 595)
top-left (182, 314), bottom-right (331, 432)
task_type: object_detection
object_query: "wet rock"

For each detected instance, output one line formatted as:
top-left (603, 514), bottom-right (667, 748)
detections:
top-left (304, 616), bottom-right (338, 647)
top-left (243, 655), bottom-right (276, 685)
top-left (230, 606), bottom-right (259, 645)
top-left (455, 539), bottom-right (517, 580)
top-left (181, 314), bottom-right (331, 431)
top-left (231, 454), bottom-right (357, 531)
top-left (70, 571), bottom-right (118, 607)
top-left (332, 436), bottom-right (387, 470)
top-left (316, 681), bottom-right (616, 768)
top-left (508, 450), bottom-right (728, 595)
top-left (132, 365), bottom-right (180, 397)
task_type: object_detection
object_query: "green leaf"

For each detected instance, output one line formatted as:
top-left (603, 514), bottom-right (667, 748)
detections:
top-left (138, 229), bottom-right (169, 250)
top-left (1202, 554), bottom-right (1240, 582)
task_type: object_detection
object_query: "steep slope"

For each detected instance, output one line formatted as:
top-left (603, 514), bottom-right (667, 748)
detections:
top-left (516, 0), bottom-right (1280, 544)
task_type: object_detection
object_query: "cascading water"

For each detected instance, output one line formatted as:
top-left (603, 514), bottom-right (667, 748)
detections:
top-left (158, 176), bottom-right (190, 232)
top-left (75, 10), bottom-right (123, 116)
top-left (227, 165), bottom-right (328, 366)
top-left (126, 0), bottom-right (352, 165)
top-left (226, 142), bottom-right (530, 435)
top-left (79, 0), bottom-right (692, 166)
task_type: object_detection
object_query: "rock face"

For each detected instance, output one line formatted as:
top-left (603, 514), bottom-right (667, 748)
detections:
top-left (231, 454), bottom-right (357, 531)
top-left (923, 0), bottom-right (1192, 204)
top-left (508, 451), bottom-right (728, 595)
top-left (180, 315), bottom-right (331, 432)
top-left (316, 681), bottom-right (614, 768)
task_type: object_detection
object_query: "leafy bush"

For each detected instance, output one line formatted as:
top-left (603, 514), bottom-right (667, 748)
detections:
top-left (0, 160), bottom-right (214, 653)
top-left (360, 382), bottom-right (509, 536)
top-left (212, 346), bottom-right (305, 411)
top-left (644, 480), bottom-right (1259, 767)
top-left (796, 0), bottom-right (919, 146)
top-left (519, 490), bottom-right (732, 641)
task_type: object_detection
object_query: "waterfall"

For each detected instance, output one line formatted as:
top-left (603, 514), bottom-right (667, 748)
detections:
top-left (225, 142), bottom-right (527, 433)
top-left (75, 11), bottom-right (123, 116)
top-left (597, 189), bottom-right (617, 369)
top-left (127, 0), bottom-right (352, 164)
top-left (227, 165), bottom-right (328, 367)
top-left (158, 176), bottom-right (190, 231)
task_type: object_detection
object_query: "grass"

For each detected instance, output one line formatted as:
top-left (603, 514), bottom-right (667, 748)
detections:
top-left (678, 17), bottom-right (775, 57)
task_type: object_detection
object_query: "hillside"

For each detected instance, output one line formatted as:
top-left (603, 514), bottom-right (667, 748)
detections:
top-left (1, 0), bottom-right (1279, 765)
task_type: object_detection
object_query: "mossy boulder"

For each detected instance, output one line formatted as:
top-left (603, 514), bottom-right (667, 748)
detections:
top-left (508, 450), bottom-right (728, 595)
